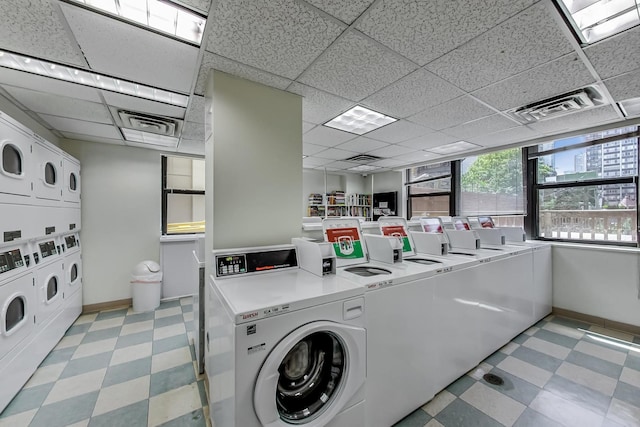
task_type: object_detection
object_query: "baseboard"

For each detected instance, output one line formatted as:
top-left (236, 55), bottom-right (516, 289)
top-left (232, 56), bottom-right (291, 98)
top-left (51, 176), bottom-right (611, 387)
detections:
top-left (83, 298), bottom-right (132, 314)
top-left (552, 307), bottom-right (640, 336)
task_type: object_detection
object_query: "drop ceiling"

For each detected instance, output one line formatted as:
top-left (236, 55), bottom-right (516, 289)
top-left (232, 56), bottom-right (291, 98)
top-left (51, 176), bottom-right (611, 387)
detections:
top-left (0, 0), bottom-right (639, 173)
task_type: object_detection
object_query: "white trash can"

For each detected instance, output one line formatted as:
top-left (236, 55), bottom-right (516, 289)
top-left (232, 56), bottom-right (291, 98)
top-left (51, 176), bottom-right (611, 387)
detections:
top-left (131, 260), bottom-right (163, 313)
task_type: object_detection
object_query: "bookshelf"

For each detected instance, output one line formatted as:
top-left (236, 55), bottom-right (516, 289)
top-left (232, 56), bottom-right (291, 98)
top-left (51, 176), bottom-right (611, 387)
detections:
top-left (307, 192), bottom-right (372, 220)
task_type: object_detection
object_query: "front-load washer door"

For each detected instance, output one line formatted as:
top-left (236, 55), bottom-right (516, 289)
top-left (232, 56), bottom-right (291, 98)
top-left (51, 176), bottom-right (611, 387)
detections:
top-left (254, 321), bottom-right (365, 427)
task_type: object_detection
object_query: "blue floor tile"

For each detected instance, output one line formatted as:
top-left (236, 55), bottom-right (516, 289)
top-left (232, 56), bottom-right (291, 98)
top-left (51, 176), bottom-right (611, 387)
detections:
top-left (392, 408), bottom-right (431, 427)
top-left (625, 353), bottom-right (640, 371)
top-left (197, 380), bottom-right (208, 407)
top-left (150, 363), bottom-right (196, 397)
top-left (484, 350), bottom-right (508, 367)
top-left (182, 304), bottom-right (193, 313)
top-left (511, 345), bottom-right (563, 373)
top-left (102, 357), bottom-right (152, 388)
top-left (153, 334), bottom-right (189, 355)
top-left (436, 398), bottom-right (503, 427)
top-left (485, 367), bottom-right (541, 406)
top-left (0, 383), bottom-right (54, 418)
top-left (566, 349), bottom-right (623, 379)
top-left (88, 400), bottom-right (148, 427)
top-left (513, 408), bottom-right (563, 427)
top-left (29, 391), bottom-right (99, 427)
top-left (445, 375), bottom-right (475, 396)
top-left (39, 347), bottom-right (76, 367)
top-left (115, 330), bottom-right (154, 349)
top-left (95, 308), bottom-right (128, 321)
top-left (159, 300), bottom-right (181, 309)
top-left (81, 326), bottom-right (123, 345)
top-left (154, 314), bottom-right (184, 329)
top-left (533, 329), bottom-right (579, 349)
top-left (158, 408), bottom-right (206, 427)
top-left (544, 374), bottom-right (611, 416)
top-left (64, 323), bottom-right (92, 336)
top-left (123, 311), bottom-right (155, 325)
top-left (59, 352), bottom-right (112, 379)
top-left (613, 380), bottom-right (640, 408)
top-left (512, 333), bottom-right (529, 344)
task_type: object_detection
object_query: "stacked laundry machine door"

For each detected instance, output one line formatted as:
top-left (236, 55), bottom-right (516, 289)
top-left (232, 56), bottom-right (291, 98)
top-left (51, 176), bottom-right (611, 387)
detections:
top-left (0, 111), bottom-right (82, 412)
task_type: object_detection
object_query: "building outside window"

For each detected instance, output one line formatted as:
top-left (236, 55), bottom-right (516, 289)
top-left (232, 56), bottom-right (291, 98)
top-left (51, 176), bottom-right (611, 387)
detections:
top-left (406, 162), bottom-right (453, 218)
top-left (162, 155), bottom-right (205, 234)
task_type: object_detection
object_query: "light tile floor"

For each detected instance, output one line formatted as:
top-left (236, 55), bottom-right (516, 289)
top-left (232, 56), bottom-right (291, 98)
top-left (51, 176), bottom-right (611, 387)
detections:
top-left (393, 315), bottom-right (640, 427)
top-left (0, 297), bottom-right (208, 427)
top-left (3, 303), bottom-right (639, 427)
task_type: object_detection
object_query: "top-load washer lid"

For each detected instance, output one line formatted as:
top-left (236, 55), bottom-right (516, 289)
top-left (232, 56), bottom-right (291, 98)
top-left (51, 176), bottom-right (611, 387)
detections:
top-left (344, 266), bottom-right (392, 276)
top-left (404, 258), bottom-right (442, 265)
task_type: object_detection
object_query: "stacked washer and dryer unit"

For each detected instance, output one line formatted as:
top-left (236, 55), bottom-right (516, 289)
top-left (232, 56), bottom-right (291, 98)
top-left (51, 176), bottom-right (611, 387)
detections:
top-left (0, 111), bottom-right (82, 412)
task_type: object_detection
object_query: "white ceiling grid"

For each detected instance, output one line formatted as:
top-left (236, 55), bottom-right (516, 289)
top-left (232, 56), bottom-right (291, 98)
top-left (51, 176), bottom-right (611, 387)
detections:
top-left (0, 0), bottom-right (637, 165)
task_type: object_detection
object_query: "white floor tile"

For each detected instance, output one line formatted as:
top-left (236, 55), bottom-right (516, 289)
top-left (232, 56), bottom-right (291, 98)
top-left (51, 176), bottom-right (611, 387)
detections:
top-left (523, 336), bottom-right (571, 360)
top-left (180, 297), bottom-right (192, 306)
top-left (23, 362), bottom-right (67, 389)
top-left (155, 307), bottom-right (182, 319)
top-left (88, 317), bottom-right (125, 332)
top-left (461, 382), bottom-right (526, 427)
top-left (620, 367), bottom-right (640, 388)
top-left (542, 322), bottom-right (585, 340)
top-left (154, 323), bottom-right (186, 341)
top-left (425, 420), bottom-right (445, 427)
top-left (500, 342), bottom-right (520, 355)
top-left (556, 362), bottom-right (618, 396)
top-left (183, 312), bottom-right (194, 323)
top-left (71, 338), bottom-right (118, 360)
top-left (148, 383), bottom-right (202, 427)
top-left (497, 356), bottom-right (552, 388)
top-left (73, 313), bottom-right (99, 325)
top-left (524, 326), bottom-right (540, 336)
top-left (151, 347), bottom-right (193, 374)
top-left (55, 333), bottom-right (85, 350)
top-left (530, 390), bottom-right (603, 427)
top-left (42, 368), bottom-right (107, 405)
top-left (92, 376), bottom-right (150, 416)
top-left (467, 363), bottom-right (493, 380)
top-left (607, 397), bottom-right (640, 427)
top-left (422, 390), bottom-right (456, 417)
top-left (110, 342), bottom-right (153, 366)
top-left (575, 340), bottom-right (627, 365)
top-left (120, 320), bottom-right (154, 336)
top-left (0, 409), bottom-right (37, 426)
top-left (589, 326), bottom-right (635, 343)
top-left (66, 420), bottom-right (90, 427)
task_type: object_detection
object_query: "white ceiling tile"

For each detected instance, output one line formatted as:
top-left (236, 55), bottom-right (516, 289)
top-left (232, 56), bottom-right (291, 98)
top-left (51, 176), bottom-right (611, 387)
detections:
top-left (368, 158), bottom-right (406, 168)
top-left (3, 85), bottom-right (112, 124)
top-left (356, 0), bottom-right (538, 65)
top-left (315, 147), bottom-right (359, 160)
top-left (303, 125), bottom-right (357, 147)
top-left (366, 144), bottom-right (415, 158)
top-left (178, 0), bottom-right (211, 13)
top-left (177, 139), bottom-right (205, 156)
top-left (303, 121), bottom-right (317, 134)
top-left (195, 52), bottom-right (293, 95)
top-left (303, 143), bottom-right (327, 156)
top-left (0, 1), bottom-right (86, 66)
top-left (466, 125), bottom-right (540, 147)
top-left (443, 115), bottom-right (518, 140)
top-left (61, 3), bottom-right (199, 93)
top-left (298, 30), bottom-right (418, 101)
top-left (425, 3), bottom-right (574, 92)
top-left (397, 131), bottom-right (459, 150)
top-left (287, 83), bottom-right (354, 124)
top-left (101, 91), bottom-right (186, 119)
top-left (527, 106), bottom-right (621, 135)
top-left (305, 0), bottom-right (375, 24)
top-left (334, 137), bottom-right (389, 152)
top-left (62, 133), bottom-right (124, 145)
top-left (409, 96), bottom-right (496, 130)
top-left (604, 70), bottom-right (640, 102)
top-left (472, 53), bottom-right (596, 111)
top-left (584, 25), bottom-right (640, 80)
top-left (392, 151), bottom-right (436, 162)
top-left (325, 160), bottom-right (358, 170)
top-left (186, 96), bottom-right (206, 124)
top-left (205, 0), bottom-right (345, 80)
top-left (0, 69), bottom-right (102, 102)
top-left (362, 69), bottom-right (464, 118)
top-left (181, 121), bottom-right (205, 141)
top-left (303, 156), bottom-right (334, 167)
top-left (365, 120), bottom-right (432, 143)
top-left (38, 114), bottom-right (121, 139)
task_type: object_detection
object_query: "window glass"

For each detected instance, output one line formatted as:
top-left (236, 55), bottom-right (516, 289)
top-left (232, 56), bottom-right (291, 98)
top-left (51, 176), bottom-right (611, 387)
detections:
top-left (460, 148), bottom-right (524, 216)
top-left (70, 173), bottom-right (77, 191)
top-left (167, 193), bottom-right (205, 234)
top-left (163, 155), bottom-right (205, 234)
top-left (407, 162), bottom-right (451, 182)
top-left (47, 276), bottom-right (58, 301)
top-left (407, 162), bottom-right (452, 219)
top-left (6, 296), bottom-right (25, 332)
top-left (409, 194), bottom-right (449, 218)
top-left (44, 162), bottom-right (56, 185)
top-left (167, 157), bottom-right (205, 190)
top-left (2, 144), bottom-right (22, 175)
top-left (71, 264), bottom-right (78, 282)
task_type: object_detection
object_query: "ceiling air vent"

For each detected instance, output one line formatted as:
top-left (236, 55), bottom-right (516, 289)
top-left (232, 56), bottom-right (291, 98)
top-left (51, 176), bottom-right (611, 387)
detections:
top-left (117, 110), bottom-right (182, 136)
top-left (506, 85), bottom-right (606, 124)
top-left (344, 154), bottom-right (383, 163)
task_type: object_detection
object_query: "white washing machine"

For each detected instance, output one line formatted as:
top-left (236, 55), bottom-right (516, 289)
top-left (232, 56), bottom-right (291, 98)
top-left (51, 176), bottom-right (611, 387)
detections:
top-left (0, 241), bottom-right (36, 412)
top-left (206, 244), bottom-right (366, 427)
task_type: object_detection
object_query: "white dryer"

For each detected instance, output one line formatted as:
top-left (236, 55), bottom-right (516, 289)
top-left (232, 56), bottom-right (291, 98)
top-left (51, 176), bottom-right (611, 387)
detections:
top-left (206, 244), bottom-right (366, 427)
top-left (0, 112), bottom-right (33, 205)
top-left (32, 236), bottom-right (64, 326)
top-left (61, 232), bottom-right (82, 323)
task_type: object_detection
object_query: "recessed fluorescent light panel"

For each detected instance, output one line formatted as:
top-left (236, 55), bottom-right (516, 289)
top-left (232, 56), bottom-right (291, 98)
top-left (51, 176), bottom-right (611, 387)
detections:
top-left (324, 106), bottom-right (398, 135)
top-left (557, 0), bottom-right (640, 44)
top-left (348, 164), bottom-right (381, 172)
top-left (122, 128), bottom-right (179, 148)
top-left (0, 50), bottom-right (188, 107)
top-left (68, 0), bottom-right (206, 45)
top-left (619, 97), bottom-right (640, 117)
top-left (427, 141), bottom-right (480, 155)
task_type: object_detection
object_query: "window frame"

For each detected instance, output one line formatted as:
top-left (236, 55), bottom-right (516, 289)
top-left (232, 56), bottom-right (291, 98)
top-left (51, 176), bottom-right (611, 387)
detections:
top-left (405, 162), bottom-right (457, 219)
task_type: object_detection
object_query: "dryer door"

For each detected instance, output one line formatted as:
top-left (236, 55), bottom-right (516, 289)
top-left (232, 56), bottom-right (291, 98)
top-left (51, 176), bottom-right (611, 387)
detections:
top-left (0, 124), bottom-right (32, 201)
top-left (254, 321), bottom-right (365, 427)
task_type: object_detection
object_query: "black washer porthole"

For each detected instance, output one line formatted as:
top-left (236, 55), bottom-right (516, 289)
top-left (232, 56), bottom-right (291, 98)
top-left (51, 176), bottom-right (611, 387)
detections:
top-left (2, 144), bottom-right (22, 175)
top-left (69, 172), bottom-right (77, 191)
top-left (44, 162), bottom-right (56, 185)
top-left (71, 264), bottom-right (78, 282)
top-left (277, 332), bottom-right (345, 423)
top-left (47, 276), bottom-right (58, 301)
top-left (6, 296), bottom-right (25, 332)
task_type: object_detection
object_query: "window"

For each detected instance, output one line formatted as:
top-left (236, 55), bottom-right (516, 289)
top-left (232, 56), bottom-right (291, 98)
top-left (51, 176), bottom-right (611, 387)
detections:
top-left (162, 155), bottom-right (205, 234)
top-left (406, 162), bottom-right (453, 218)
top-left (5, 296), bottom-right (25, 333)
top-left (460, 148), bottom-right (525, 227)
top-left (2, 144), bottom-right (22, 175)
top-left (529, 126), bottom-right (639, 244)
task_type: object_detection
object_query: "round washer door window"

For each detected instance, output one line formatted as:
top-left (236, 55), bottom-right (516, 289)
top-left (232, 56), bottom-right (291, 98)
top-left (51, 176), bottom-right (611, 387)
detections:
top-left (276, 331), bottom-right (344, 423)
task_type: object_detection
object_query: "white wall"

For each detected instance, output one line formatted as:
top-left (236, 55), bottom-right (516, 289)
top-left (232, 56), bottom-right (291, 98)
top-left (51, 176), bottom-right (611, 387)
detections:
top-left (303, 169), bottom-right (326, 217)
top-left (552, 244), bottom-right (640, 327)
top-left (373, 171), bottom-right (404, 217)
top-left (61, 140), bottom-right (161, 305)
